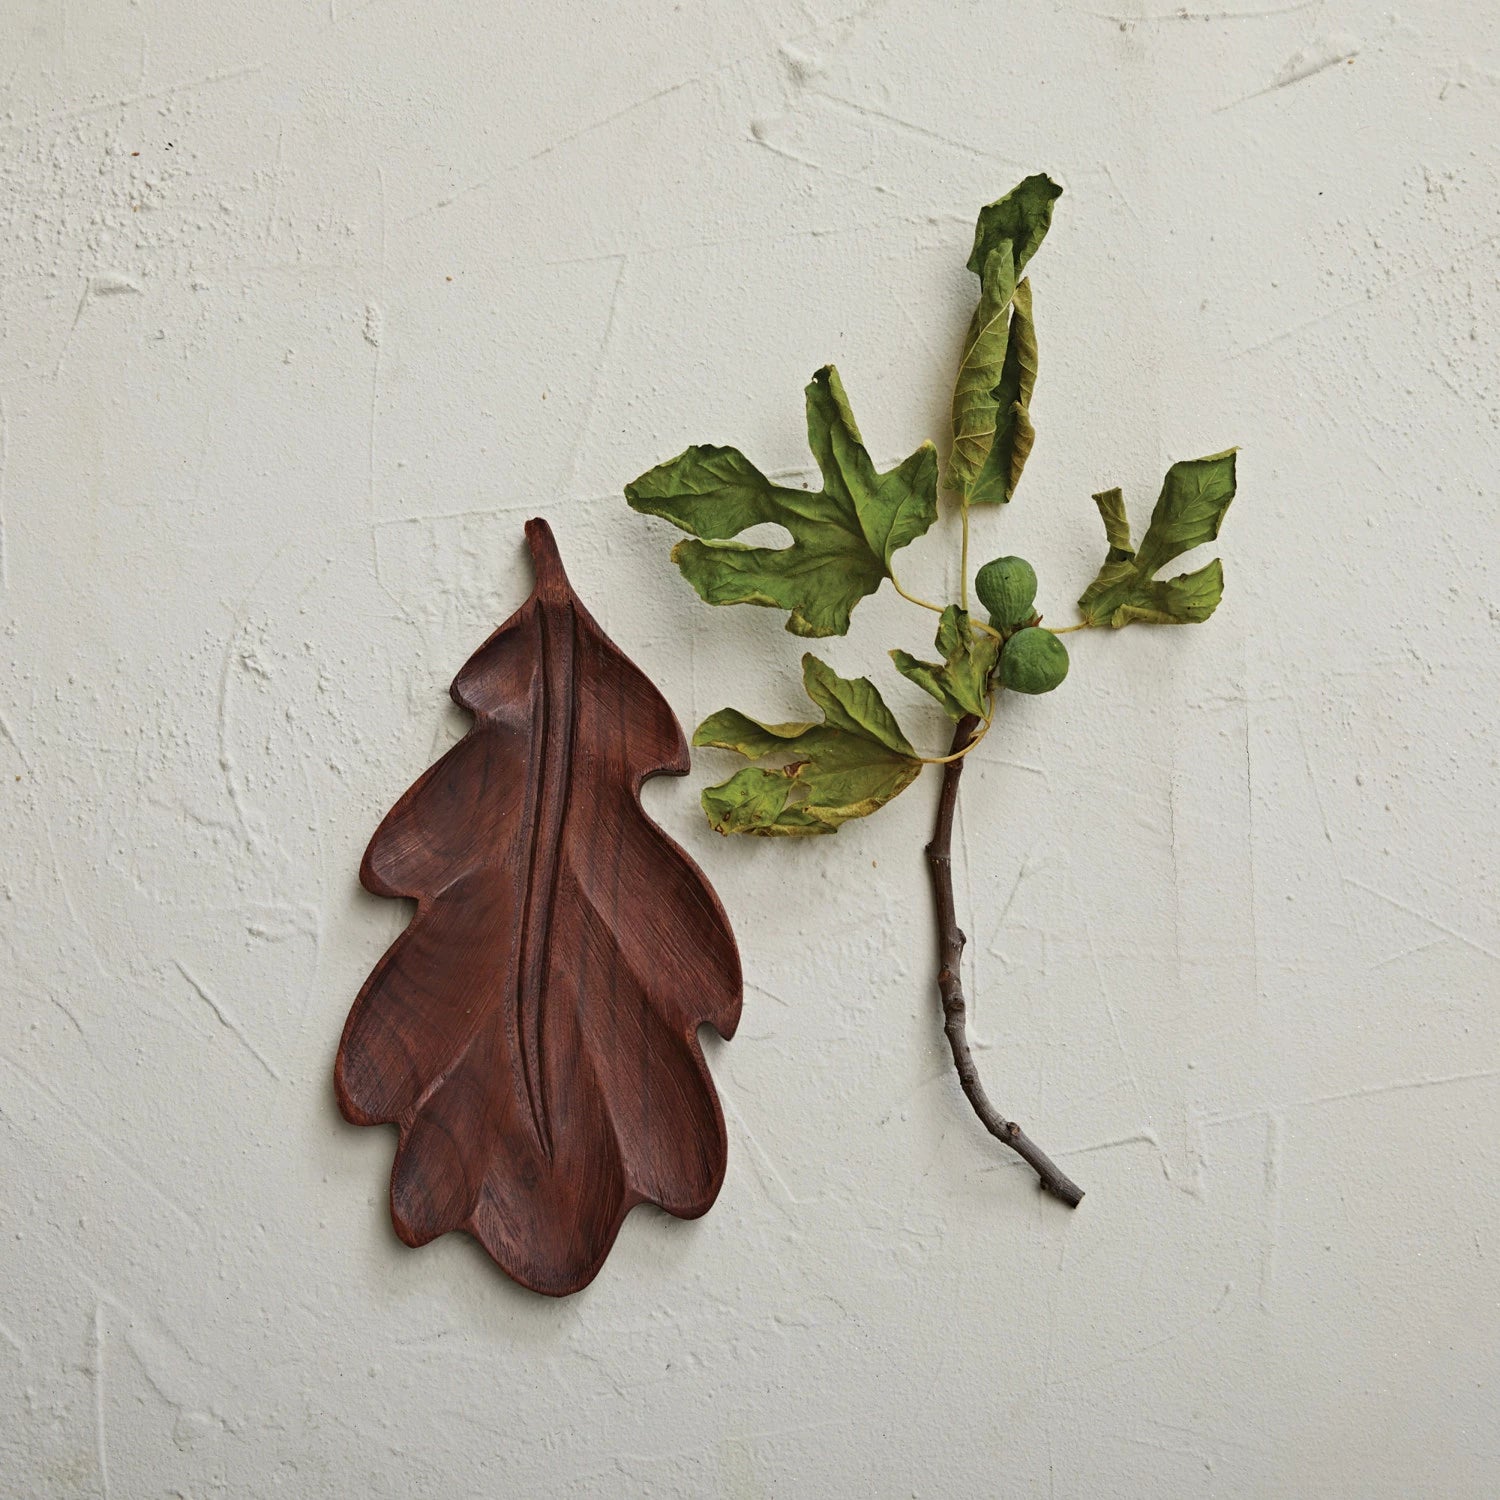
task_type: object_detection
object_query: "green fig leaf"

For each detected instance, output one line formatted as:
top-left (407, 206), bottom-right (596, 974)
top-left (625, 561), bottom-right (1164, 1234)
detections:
top-left (969, 278), bottom-right (1038, 506)
top-left (1078, 450), bottom-right (1238, 627)
top-left (1091, 484), bottom-right (1133, 556)
top-left (693, 654), bottom-right (923, 835)
top-left (700, 768), bottom-right (827, 836)
top-left (890, 605), bottom-right (1000, 721)
top-left (946, 175), bottom-right (1061, 500)
top-left (625, 365), bottom-right (938, 638)
top-left (967, 174), bottom-right (1065, 282)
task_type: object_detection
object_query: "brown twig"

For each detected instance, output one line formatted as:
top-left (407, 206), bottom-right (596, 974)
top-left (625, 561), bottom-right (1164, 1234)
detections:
top-left (924, 713), bottom-right (1084, 1207)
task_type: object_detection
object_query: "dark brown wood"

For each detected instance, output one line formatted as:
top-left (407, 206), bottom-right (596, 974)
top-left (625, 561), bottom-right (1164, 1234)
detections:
top-left (336, 518), bottom-right (743, 1296)
top-left (926, 713), bottom-right (1083, 1207)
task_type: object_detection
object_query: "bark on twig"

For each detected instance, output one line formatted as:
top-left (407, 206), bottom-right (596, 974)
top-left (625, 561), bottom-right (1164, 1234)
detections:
top-left (924, 713), bottom-right (1084, 1207)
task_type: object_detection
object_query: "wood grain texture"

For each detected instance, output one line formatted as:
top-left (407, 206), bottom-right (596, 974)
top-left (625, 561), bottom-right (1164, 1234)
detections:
top-left (336, 518), bottom-right (742, 1296)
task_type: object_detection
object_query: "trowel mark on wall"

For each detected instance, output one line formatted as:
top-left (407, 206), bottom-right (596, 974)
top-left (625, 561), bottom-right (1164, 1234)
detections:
top-left (559, 256), bottom-right (629, 493)
top-left (0, 1050), bottom-right (202, 1240)
top-left (263, 124), bottom-right (286, 253)
top-left (1217, 31), bottom-right (1362, 111)
top-left (0, 392), bottom-right (8, 590)
top-left (1258, 1111), bottom-right (1283, 1311)
top-left (24, 60), bottom-right (266, 131)
top-left (0, 709), bottom-right (28, 772)
top-left (1345, 876), bottom-right (1500, 964)
top-left (92, 1303), bottom-right (111, 1500)
top-left (53, 275), bottom-right (145, 381)
top-left (366, 305), bottom-right (384, 517)
top-left (88, 273), bottom-right (143, 298)
top-left (1265, 33), bottom-right (1361, 91)
top-left (1078, 4), bottom-right (1318, 22)
top-left (173, 959), bottom-right (282, 1081)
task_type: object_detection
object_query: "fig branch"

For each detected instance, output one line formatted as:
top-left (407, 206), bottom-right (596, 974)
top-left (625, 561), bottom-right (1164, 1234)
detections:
top-left (623, 172), bottom-right (1237, 1214)
top-left (927, 713), bottom-right (1084, 1206)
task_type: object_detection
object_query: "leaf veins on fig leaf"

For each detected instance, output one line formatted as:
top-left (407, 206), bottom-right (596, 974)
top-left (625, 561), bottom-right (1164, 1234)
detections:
top-left (891, 605), bottom-right (1000, 722)
top-left (1078, 449), bottom-right (1238, 628)
top-left (693, 654), bottom-right (922, 835)
top-left (625, 366), bottom-right (938, 638)
top-left (947, 174), bottom-right (1060, 502)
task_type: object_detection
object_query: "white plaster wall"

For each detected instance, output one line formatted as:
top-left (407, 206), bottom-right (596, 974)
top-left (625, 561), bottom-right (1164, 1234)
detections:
top-left (2, 2), bottom-right (1497, 1495)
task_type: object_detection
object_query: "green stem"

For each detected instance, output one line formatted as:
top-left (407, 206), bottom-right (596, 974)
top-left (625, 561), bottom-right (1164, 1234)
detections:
top-left (959, 493), bottom-right (971, 610)
top-left (888, 569), bottom-right (947, 616)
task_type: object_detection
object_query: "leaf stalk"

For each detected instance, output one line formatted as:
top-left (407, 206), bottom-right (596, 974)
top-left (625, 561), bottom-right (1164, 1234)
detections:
top-left (888, 569), bottom-right (947, 616)
top-left (959, 493), bottom-right (971, 610)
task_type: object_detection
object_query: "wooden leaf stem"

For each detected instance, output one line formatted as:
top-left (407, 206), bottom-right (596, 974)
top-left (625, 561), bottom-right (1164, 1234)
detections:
top-left (925, 713), bottom-right (1084, 1207)
top-left (336, 518), bottom-right (743, 1296)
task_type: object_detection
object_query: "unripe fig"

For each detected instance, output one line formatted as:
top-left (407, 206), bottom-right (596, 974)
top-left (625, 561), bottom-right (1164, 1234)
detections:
top-left (974, 555), bottom-right (1038, 626)
top-left (999, 626), bottom-right (1069, 694)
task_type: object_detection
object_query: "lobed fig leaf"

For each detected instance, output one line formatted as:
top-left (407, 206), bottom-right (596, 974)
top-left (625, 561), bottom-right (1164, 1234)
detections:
top-left (1078, 450), bottom-right (1237, 627)
top-left (693, 654), bottom-right (923, 835)
top-left (891, 605), bottom-right (1000, 722)
top-left (625, 365), bottom-right (938, 638)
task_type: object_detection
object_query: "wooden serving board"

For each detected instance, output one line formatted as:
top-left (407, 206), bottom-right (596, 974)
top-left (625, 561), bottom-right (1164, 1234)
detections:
top-left (336, 518), bottom-right (742, 1296)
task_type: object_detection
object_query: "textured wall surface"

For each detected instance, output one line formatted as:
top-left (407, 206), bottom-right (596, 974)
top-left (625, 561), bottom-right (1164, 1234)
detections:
top-left (3, 2), bottom-right (1498, 1495)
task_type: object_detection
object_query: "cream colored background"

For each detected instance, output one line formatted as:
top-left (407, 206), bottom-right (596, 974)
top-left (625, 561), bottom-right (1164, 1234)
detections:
top-left (2, 2), bottom-right (1497, 1495)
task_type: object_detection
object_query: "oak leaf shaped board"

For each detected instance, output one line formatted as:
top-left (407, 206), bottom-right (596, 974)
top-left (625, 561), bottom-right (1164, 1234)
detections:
top-left (336, 519), bottom-right (742, 1296)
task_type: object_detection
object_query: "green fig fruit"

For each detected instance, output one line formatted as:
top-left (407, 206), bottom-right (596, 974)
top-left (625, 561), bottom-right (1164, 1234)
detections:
top-left (974, 555), bottom-right (1038, 627)
top-left (999, 626), bottom-right (1069, 694)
